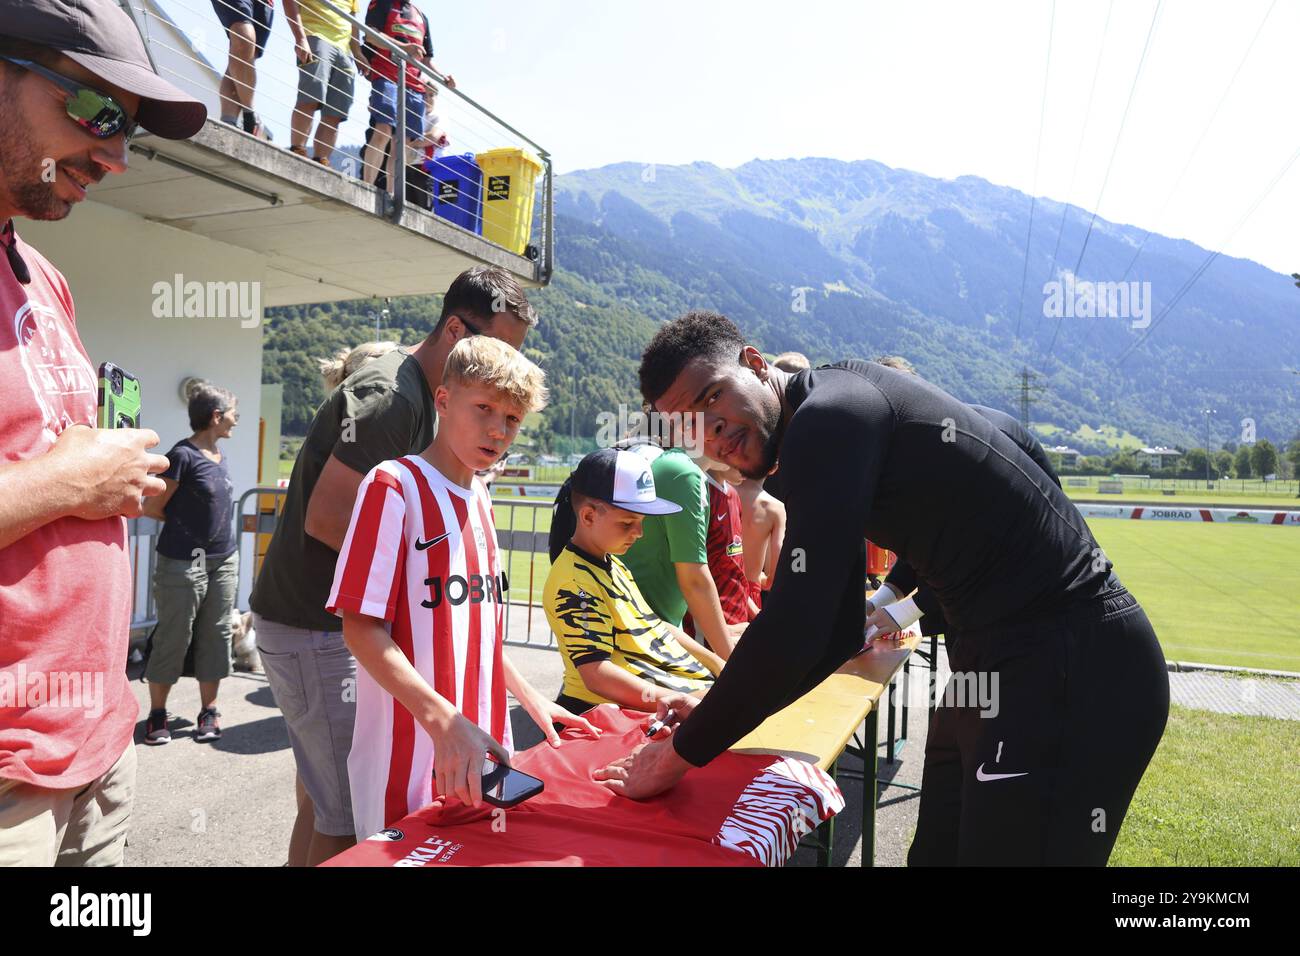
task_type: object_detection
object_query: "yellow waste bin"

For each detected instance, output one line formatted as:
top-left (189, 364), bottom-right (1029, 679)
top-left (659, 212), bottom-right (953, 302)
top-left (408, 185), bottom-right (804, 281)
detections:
top-left (475, 148), bottom-right (544, 256)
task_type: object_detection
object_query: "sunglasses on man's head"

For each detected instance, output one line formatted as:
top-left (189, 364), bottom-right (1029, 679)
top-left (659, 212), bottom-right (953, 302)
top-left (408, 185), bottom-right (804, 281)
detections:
top-left (1, 57), bottom-right (138, 141)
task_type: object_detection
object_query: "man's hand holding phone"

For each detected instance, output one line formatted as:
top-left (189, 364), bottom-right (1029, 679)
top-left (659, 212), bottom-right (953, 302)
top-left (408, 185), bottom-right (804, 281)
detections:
top-left (425, 708), bottom-right (511, 808)
top-left (49, 424), bottom-right (169, 520)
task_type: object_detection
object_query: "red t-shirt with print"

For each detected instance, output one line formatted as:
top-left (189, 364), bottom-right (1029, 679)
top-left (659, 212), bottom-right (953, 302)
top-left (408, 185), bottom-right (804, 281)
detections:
top-left (365, 0), bottom-right (434, 92)
top-left (0, 220), bottom-right (136, 789)
top-left (683, 476), bottom-right (755, 638)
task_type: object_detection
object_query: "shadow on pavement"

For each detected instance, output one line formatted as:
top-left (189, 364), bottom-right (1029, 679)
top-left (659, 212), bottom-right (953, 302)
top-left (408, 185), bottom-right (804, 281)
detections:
top-left (210, 714), bottom-right (292, 755)
top-left (244, 685), bottom-right (278, 708)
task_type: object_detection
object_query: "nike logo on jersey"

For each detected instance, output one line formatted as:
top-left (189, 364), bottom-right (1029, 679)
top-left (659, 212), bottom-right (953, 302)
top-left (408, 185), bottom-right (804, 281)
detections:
top-left (975, 763), bottom-right (1028, 782)
top-left (415, 532), bottom-right (451, 551)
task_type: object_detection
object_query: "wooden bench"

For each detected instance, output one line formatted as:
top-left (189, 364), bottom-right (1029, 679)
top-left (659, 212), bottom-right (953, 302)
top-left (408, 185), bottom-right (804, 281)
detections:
top-left (730, 628), bottom-right (920, 866)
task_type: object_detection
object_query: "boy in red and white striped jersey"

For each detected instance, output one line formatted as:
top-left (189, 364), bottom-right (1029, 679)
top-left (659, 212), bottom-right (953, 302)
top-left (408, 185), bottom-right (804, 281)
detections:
top-left (327, 336), bottom-right (598, 841)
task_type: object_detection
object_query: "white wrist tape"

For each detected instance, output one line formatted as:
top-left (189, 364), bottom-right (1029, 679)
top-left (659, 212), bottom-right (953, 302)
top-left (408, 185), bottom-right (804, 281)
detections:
top-left (868, 583), bottom-right (902, 613)
top-left (882, 596), bottom-right (923, 630)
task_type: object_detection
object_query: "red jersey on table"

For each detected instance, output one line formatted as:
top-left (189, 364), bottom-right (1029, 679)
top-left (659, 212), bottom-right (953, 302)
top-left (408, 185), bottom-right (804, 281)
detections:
top-left (327, 456), bottom-right (511, 840)
top-left (322, 705), bottom-right (844, 867)
top-left (0, 220), bottom-right (136, 789)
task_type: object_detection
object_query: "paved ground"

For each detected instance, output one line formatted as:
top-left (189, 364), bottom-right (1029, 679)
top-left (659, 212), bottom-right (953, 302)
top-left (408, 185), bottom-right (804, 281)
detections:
top-left (1167, 669), bottom-right (1300, 720)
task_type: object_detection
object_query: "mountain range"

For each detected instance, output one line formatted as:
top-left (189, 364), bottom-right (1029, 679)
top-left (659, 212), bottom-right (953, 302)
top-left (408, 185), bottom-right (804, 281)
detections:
top-left (265, 156), bottom-right (1300, 455)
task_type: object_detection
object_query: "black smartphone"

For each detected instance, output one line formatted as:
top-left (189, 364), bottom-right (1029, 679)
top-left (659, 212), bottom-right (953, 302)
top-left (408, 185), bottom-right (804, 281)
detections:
top-left (481, 759), bottom-right (544, 809)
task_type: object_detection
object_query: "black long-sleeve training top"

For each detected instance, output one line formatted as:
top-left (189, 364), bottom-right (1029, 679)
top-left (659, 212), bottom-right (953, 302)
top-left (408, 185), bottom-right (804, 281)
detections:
top-left (672, 361), bottom-right (1112, 766)
top-left (882, 403), bottom-right (1064, 631)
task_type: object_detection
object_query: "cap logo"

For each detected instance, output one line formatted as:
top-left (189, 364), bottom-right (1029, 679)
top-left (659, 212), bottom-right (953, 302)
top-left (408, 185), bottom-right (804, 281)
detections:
top-left (636, 471), bottom-right (653, 493)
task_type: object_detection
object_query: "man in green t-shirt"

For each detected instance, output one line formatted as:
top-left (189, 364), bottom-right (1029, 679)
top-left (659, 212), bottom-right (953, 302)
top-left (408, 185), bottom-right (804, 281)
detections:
top-left (249, 266), bottom-right (535, 867)
top-left (619, 443), bottom-right (748, 659)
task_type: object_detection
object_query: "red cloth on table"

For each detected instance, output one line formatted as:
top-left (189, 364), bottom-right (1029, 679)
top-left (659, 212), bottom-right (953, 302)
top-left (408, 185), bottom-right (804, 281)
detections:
top-left (322, 704), bottom-right (844, 867)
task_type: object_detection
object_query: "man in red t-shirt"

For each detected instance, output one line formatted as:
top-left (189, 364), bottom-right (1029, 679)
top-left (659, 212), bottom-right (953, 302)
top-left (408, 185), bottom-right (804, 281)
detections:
top-left (358, 0), bottom-right (456, 188)
top-left (0, 0), bottom-right (205, 865)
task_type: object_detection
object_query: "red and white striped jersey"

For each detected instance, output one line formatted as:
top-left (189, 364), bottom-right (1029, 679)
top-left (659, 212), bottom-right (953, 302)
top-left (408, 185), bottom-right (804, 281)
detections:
top-left (327, 455), bottom-right (512, 840)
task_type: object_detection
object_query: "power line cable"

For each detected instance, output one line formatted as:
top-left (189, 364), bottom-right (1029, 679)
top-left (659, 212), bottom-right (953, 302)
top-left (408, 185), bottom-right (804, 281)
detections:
top-left (1116, 0), bottom-right (1278, 284)
top-left (1113, 139), bottom-right (1300, 367)
top-left (1044, 0), bottom-right (1163, 360)
top-left (1044, 0), bottom-right (1115, 287)
top-left (1014, 0), bottom-right (1058, 342)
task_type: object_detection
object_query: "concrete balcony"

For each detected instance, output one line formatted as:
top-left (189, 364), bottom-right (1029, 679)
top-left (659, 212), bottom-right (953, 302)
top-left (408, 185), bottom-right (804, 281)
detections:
top-left (110, 120), bottom-right (548, 307)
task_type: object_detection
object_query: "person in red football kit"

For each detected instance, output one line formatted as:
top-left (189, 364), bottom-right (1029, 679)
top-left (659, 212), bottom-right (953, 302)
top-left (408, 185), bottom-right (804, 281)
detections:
top-left (0, 0), bottom-right (206, 866)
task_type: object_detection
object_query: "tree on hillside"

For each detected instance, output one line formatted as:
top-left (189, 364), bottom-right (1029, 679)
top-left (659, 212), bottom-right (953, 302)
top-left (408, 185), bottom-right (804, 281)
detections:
top-left (1233, 445), bottom-right (1253, 479)
top-left (1213, 450), bottom-right (1234, 480)
top-left (1107, 449), bottom-right (1140, 474)
top-left (1181, 448), bottom-right (1210, 479)
top-left (1251, 439), bottom-right (1279, 478)
top-left (1286, 436), bottom-right (1300, 479)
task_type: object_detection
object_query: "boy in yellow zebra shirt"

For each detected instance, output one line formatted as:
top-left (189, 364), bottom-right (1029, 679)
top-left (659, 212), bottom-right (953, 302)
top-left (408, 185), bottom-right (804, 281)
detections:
top-left (544, 448), bottom-right (724, 714)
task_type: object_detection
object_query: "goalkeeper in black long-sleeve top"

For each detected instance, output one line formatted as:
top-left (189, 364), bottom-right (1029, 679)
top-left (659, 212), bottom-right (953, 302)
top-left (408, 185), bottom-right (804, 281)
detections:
top-left (594, 311), bottom-right (1169, 866)
top-left (870, 358), bottom-right (1065, 642)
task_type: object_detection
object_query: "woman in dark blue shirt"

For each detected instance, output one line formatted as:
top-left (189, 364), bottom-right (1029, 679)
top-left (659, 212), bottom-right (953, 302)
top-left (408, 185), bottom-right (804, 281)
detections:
top-left (140, 382), bottom-right (240, 745)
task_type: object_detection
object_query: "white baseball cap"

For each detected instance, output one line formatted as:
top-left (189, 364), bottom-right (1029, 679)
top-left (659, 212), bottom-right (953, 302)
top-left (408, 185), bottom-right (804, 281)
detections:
top-left (570, 447), bottom-right (682, 516)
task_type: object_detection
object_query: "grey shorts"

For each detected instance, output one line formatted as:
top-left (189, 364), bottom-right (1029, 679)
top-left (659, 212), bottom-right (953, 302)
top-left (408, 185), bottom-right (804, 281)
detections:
top-left (147, 550), bottom-right (239, 685)
top-left (296, 34), bottom-right (355, 120)
top-left (253, 614), bottom-right (356, 837)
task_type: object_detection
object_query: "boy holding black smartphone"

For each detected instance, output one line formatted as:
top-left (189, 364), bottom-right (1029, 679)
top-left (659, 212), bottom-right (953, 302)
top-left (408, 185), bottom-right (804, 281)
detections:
top-left (326, 336), bottom-right (596, 840)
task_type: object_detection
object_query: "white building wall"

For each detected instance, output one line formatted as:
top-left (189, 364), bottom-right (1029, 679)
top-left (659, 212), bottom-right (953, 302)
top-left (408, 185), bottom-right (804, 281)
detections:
top-left (20, 202), bottom-right (267, 613)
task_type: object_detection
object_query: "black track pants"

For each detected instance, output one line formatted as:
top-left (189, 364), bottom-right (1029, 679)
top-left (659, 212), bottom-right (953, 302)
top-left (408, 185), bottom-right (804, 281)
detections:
top-left (907, 588), bottom-right (1169, 866)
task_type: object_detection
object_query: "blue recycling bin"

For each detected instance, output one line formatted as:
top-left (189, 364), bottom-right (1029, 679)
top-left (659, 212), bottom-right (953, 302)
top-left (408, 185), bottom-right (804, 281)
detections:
top-left (427, 153), bottom-right (483, 235)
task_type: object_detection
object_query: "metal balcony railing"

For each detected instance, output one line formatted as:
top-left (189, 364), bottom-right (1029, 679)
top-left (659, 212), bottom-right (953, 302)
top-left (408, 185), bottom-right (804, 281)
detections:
top-left (125, 0), bottom-right (553, 281)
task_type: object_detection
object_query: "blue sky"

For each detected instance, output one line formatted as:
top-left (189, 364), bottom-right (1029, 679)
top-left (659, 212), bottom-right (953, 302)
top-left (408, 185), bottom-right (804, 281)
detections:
top-left (155, 0), bottom-right (1298, 276)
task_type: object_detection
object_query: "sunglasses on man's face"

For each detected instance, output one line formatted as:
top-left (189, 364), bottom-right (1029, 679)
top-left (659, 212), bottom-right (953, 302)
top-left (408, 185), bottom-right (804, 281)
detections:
top-left (1, 57), bottom-right (138, 141)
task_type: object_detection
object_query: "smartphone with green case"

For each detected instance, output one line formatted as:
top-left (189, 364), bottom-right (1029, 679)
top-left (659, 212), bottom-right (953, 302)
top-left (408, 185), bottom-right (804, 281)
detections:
top-left (97, 362), bottom-right (142, 429)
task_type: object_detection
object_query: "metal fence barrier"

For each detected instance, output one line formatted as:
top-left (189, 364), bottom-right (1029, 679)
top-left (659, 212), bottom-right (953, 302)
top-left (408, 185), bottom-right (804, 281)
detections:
top-left (492, 497), bottom-right (557, 649)
top-left (222, 484), bottom-right (559, 648)
top-left (126, 486), bottom-right (560, 647)
top-left (126, 516), bottom-right (162, 636)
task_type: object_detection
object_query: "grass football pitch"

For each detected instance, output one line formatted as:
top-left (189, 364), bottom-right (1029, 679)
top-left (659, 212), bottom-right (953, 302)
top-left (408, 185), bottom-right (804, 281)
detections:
top-left (494, 499), bottom-right (1299, 673)
top-left (1089, 521), bottom-right (1299, 673)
